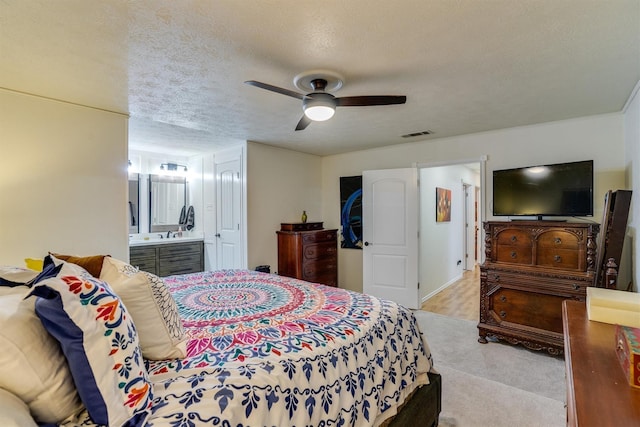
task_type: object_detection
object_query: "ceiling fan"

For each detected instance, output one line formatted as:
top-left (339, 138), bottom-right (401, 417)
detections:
top-left (245, 70), bottom-right (407, 131)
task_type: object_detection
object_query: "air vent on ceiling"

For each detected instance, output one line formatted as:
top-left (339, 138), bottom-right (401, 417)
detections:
top-left (401, 130), bottom-right (432, 138)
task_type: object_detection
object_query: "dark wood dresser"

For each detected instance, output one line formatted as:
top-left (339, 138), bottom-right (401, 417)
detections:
top-left (478, 221), bottom-right (599, 355)
top-left (563, 300), bottom-right (640, 426)
top-left (277, 222), bottom-right (338, 287)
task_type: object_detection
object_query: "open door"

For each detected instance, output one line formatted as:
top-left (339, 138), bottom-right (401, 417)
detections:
top-left (362, 168), bottom-right (419, 309)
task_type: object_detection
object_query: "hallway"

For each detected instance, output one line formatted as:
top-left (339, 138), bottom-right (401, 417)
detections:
top-left (421, 267), bottom-right (480, 322)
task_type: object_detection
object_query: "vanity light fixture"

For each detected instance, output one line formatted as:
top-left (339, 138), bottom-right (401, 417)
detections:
top-left (160, 162), bottom-right (188, 172)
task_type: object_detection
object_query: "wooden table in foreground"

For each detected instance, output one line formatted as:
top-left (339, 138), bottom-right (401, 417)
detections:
top-left (562, 300), bottom-right (640, 426)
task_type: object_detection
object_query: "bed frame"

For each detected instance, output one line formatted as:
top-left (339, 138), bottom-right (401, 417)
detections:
top-left (386, 371), bottom-right (442, 427)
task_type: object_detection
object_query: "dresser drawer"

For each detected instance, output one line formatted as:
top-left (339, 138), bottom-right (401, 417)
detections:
top-left (303, 257), bottom-right (337, 276)
top-left (496, 229), bottom-right (532, 247)
top-left (489, 288), bottom-right (568, 334)
top-left (536, 249), bottom-right (581, 270)
top-left (495, 246), bottom-right (532, 265)
top-left (486, 270), bottom-right (587, 296)
top-left (537, 231), bottom-right (579, 250)
top-left (302, 267), bottom-right (338, 287)
top-left (303, 242), bottom-right (338, 260)
top-left (302, 230), bottom-right (337, 244)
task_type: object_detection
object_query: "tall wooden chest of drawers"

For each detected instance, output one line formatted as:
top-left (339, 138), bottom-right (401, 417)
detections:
top-left (277, 223), bottom-right (338, 287)
top-left (478, 221), bottom-right (599, 355)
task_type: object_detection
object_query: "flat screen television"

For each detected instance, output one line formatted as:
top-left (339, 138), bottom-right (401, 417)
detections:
top-left (492, 160), bottom-right (594, 219)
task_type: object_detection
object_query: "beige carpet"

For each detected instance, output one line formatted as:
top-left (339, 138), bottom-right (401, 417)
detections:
top-left (414, 310), bottom-right (566, 427)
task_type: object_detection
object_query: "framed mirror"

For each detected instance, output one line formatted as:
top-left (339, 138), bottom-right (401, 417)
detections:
top-left (149, 174), bottom-right (187, 232)
top-left (128, 173), bottom-right (139, 234)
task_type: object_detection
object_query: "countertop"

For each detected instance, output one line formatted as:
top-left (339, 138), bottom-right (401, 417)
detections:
top-left (129, 236), bottom-right (204, 247)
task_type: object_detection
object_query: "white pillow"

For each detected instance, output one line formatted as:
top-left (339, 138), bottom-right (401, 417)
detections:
top-left (0, 265), bottom-right (38, 286)
top-left (0, 285), bottom-right (83, 424)
top-left (0, 388), bottom-right (38, 427)
top-left (100, 257), bottom-right (187, 360)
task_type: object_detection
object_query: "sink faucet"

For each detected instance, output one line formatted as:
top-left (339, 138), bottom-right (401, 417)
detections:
top-left (167, 231), bottom-right (173, 238)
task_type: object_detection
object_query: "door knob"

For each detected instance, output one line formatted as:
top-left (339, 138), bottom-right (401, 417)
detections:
top-left (215, 233), bottom-right (221, 237)
top-left (364, 241), bottom-right (370, 246)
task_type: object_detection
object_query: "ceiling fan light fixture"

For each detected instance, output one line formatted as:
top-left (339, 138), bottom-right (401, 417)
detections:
top-left (304, 104), bottom-right (335, 121)
top-left (303, 93), bottom-right (336, 121)
top-left (246, 74), bottom-right (406, 130)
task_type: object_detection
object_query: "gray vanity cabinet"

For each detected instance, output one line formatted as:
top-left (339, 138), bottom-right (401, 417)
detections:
top-left (130, 240), bottom-right (204, 277)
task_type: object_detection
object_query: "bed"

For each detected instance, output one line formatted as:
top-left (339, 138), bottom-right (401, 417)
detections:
top-left (148, 269), bottom-right (440, 426)
top-left (1, 263), bottom-right (441, 427)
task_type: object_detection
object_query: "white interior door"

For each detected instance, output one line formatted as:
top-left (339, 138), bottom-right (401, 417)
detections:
top-left (362, 168), bottom-right (419, 309)
top-left (215, 157), bottom-right (242, 269)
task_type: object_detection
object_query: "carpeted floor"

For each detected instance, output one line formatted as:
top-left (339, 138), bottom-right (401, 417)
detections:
top-left (414, 310), bottom-right (566, 427)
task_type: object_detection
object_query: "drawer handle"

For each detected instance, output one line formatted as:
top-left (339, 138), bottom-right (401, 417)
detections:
top-left (510, 251), bottom-right (517, 259)
top-left (494, 275), bottom-right (500, 281)
top-left (554, 255), bottom-right (562, 263)
top-left (572, 284), bottom-right (580, 291)
top-left (510, 236), bottom-right (517, 242)
top-left (500, 295), bottom-right (507, 302)
top-left (500, 310), bottom-right (507, 318)
top-left (554, 237), bottom-right (562, 244)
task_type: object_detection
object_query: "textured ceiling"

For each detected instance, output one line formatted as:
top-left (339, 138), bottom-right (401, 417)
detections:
top-left (1, 1), bottom-right (639, 156)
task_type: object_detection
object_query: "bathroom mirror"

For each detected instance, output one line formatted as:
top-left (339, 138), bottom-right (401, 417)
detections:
top-left (128, 173), bottom-right (139, 234)
top-left (149, 174), bottom-right (187, 232)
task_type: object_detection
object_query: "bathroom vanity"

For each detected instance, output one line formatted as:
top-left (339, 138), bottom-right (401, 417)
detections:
top-left (129, 237), bottom-right (204, 277)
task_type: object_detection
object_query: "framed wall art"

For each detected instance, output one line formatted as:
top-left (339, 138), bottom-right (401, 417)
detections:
top-left (340, 176), bottom-right (363, 248)
top-left (436, 187), bottom-right (451, 222)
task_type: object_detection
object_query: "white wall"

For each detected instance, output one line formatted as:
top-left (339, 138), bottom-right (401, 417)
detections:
top-left (0, 89), bottom-right (129, 265)
top-left (419, 164), bottom-right (480, 301)
top-left (246, 142), bottom-right (322, 273)
top-left (623, 81), bottom-right (640, 292)
top-left (322, 113), bottom-right (626, 293)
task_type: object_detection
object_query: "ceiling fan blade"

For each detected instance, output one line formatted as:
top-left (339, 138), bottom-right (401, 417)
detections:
top-left (335, 95), bottom-right (407, 107)
top-left (295, 115), bottom-right (312, 131)
top-left (244, 80), bottom-right (305, 100)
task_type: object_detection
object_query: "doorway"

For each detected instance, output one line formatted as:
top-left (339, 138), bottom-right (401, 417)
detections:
top-left (203, 146), bottom-right (247, 271)
top-left (417, 160), bottom-right (484, 305)
top-left (462, 182), bottom-right (480, 270)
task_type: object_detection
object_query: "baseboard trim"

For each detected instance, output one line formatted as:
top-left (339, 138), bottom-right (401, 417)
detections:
top-left (422, 273), bottom-right (463, 303)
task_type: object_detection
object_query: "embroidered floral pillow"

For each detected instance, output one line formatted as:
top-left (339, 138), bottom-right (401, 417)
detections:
top-left (29, 258), bottom-right (153, 426)
top-left (100, 257), bottom-right (187, 360)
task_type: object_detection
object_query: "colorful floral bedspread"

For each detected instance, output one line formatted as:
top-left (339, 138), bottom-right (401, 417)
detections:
top-left (69, 270), bottom-right (433, 427)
